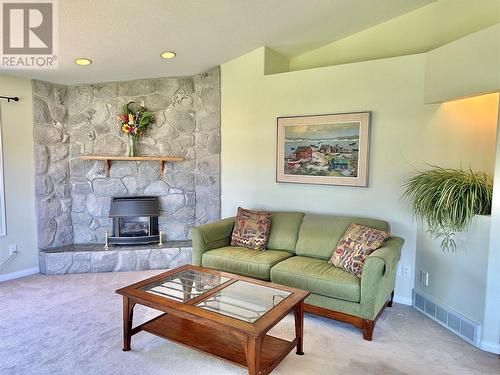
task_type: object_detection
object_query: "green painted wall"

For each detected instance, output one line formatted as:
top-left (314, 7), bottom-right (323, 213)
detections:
top-left (482, 99), bottom-right (500, 353)
top-left (220, 46), bottom-right (497, 305)
top-left (264, 47), bottom-right (289, 75)
top-left (412, 93), bottom-right (499, 324)
top-left (415, 217), bottom-right (492, 326)
top-left (0, 74), bottom-right (38, 278)
top-left (424, 23), bottom-right (500, 103)
top-left (288, 0), bottom-right (500, 72)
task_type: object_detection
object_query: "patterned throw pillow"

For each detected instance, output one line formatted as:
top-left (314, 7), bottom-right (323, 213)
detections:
top-left (231, 207), bottom-right (272, 250)
top-left (329, 223), bottom-right (389, 277)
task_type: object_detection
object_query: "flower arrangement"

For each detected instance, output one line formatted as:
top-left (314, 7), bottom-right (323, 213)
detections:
top-left (118, 101), bottom-right (154, 156)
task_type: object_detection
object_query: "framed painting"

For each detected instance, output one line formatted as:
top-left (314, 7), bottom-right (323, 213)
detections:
top-left (276, 112), bottom-right (371, 187)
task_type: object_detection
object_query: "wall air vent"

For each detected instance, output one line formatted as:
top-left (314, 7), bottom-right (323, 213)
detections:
top-left (413, 290), bottom-right (480, 347)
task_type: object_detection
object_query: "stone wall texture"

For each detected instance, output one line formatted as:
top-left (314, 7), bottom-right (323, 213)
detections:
top-left (33, 81), bottom-right (73, 248)
top-left (39, 245), bottom-right (192, 275)
top-left (33, 69), bottom-right (220, 248)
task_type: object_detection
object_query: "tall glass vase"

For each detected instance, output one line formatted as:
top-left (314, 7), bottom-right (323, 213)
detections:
top-left (128, 135), bottom-right (137, 157)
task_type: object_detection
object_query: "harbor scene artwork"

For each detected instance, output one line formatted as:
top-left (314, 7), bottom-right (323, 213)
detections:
top-left (284, 122), bottom-right (359, 177)
top-left (277, 112), bottom-right (370, 187)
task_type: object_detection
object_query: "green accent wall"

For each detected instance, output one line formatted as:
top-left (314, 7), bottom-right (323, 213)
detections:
top-left (482, 99), bottom-right (500, 352)
top-left (424, 23), bottom-right (500, 103)
top-left (221, 24), bottom-right (499, 351)
top-left (0, 75), bottom-right (38, 277)
top-left (288, 0), bottom-right (500, 72)
top-left (264, 47), bottom-right (289, 75)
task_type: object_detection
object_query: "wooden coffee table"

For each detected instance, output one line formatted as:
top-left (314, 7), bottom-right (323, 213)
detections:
top-left (116, 264), bottom-right (310, 375)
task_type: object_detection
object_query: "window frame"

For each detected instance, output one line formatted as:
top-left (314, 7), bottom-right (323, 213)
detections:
top-left (0, 108), bottom-right (7, 237)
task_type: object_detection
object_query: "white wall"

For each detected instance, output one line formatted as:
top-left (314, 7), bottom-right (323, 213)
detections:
top-left (220, 43), bottom-right (499, 305)
top-left (0, 75), bottom-right (38, 278)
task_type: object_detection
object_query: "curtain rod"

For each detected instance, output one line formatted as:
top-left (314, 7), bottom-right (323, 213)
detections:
top-left (0, 96), bottom-right (19, 102)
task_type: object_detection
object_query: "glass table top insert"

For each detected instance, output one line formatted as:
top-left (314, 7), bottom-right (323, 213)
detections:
top-left (141, 269), bottom-right (230, 302)
top-left (196, 280), bottom-right (291, 323)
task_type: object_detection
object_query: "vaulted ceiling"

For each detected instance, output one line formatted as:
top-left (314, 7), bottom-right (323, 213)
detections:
top-left (1, 0), bottom-right (435, 84)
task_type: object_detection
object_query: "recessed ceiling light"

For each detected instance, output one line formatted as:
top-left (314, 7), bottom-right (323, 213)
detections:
top-left (75, 58), bottom-right (92, 66)
top-left (160, 51), bottom-right (176, 59)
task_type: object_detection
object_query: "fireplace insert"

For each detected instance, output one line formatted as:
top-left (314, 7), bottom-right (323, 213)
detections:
top-left (108, 196), bottom-right (160, 245)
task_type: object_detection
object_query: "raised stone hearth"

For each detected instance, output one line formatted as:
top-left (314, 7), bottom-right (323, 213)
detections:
top-left (39, 241), bottom-right (192, 275)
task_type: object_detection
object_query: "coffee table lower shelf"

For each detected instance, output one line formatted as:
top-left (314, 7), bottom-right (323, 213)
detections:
top-left (139, 313), bottom-right (297, 374)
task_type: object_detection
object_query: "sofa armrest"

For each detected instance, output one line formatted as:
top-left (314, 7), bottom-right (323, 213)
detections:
top-left (191, 217), bottom-right (235, 266)
top-left (366, 236), bottom-right (404, 276)
top-left (359, 236), bottom-right (404, 319)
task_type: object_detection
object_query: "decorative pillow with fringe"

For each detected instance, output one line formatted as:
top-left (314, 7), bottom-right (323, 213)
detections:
top-left (230, 207), bottom-right (272, 250)
top-left (329, 223), bottom-right (389, 277)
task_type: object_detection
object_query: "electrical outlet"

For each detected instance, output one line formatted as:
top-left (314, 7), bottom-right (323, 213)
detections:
top-left (420, 271), bottom-right (429, 286)
top-left (402, 265), bottom-right (411, 280)
top-left (9, 244), bottom-right (18, 256)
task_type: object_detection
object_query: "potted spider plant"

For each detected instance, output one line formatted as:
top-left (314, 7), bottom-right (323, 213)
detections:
top-left (402, 166), bottom-right (493, 251)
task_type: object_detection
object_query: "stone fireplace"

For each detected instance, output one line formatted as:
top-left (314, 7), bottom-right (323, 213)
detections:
top-left (33, 69), bottom-right (221, 274)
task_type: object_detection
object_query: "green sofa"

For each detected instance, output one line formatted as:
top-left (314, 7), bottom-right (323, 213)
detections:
top-left (191, 212), bottom-right (404, 340)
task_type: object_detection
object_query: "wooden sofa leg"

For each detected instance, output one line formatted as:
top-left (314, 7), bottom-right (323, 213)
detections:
top-left (362, 320), bottom-right (375, 341)
top-left (387, 290), bottom-right (394, 308)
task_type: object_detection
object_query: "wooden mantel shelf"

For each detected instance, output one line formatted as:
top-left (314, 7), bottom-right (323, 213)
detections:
top-left (80, 155), bottom-right (184, 178)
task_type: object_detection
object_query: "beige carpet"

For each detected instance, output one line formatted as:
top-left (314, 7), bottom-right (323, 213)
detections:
top-left (0, 271), bottom-right (498, 375)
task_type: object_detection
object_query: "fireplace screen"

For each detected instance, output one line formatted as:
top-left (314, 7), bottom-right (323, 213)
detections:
top-left (108, 196), bottom-right (160, 245)
top-left (119, 217), bottom-right (150, 237)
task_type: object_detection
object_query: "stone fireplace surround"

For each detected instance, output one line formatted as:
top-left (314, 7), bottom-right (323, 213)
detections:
top-left (33, 69), bottom-right (220, 273)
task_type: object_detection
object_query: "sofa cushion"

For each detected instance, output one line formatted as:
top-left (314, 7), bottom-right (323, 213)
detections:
top-left (266, 212), bottom-right (305, 253)
top-left (202, 246), bottom-right (293, 280)
top-left (231, 207), bottom-right (272, 250)
top-left (270, 256), bottom-right (361, 303)
top-left (330, 223), bottom-right (390, 277)
top-left (295, 214), bottom-right (390, 260)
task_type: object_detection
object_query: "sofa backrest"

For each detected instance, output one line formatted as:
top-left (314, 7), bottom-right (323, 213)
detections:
top-left (295, 214), bottom-right (390, 260)
top-left (266, 212), bottom-right (305, 253)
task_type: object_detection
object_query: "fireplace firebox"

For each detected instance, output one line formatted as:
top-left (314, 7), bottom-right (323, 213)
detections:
top-left (108, 196), bottom-right (160, 245)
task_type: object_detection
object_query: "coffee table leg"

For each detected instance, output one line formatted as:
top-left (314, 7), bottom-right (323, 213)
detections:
top-left (123, 296), bottom-right (136, 351)
top-left (294, 301), bottom-right (304, 355)
top-left (246, 336), bottom-right (261, 375)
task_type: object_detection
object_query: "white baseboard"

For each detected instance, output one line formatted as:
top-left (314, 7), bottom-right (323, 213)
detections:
top-left (393, 295), bottom-right (412, 306)
top-left (480, 340), bottom-right (500, 354)
top-left (0, 267), bottom-right (39, 283)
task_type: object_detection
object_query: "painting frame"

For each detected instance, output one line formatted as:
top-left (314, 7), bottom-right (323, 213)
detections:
top-left (276, 112), bottom-right (371, 187)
